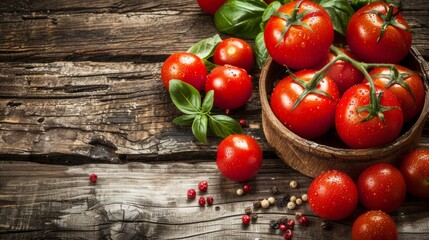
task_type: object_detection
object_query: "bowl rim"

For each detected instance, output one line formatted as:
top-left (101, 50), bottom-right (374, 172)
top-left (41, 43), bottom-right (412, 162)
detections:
top-left (259, 47), bottom-right (429, 159)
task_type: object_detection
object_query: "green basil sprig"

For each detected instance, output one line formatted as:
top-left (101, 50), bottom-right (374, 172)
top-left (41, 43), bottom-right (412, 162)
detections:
top-left (187, 34), bottom-right (222, 71)
top-left (315, 0), bottom-right (355, 36)
top-left (169, 80), bottom-right (243, 143)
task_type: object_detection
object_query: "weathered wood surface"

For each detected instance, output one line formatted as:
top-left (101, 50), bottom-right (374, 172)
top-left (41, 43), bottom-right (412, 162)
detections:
top-left (0, 0), bottom-right (429, 239)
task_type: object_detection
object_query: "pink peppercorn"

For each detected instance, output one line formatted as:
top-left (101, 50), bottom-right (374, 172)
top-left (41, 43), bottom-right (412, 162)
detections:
top-left (279, 224), bottom-right (287, 232)
top-left (243, 184), bottom-right (252, 193)
top-left (206, 196), bottom-right (214, 205)
top-left (187, 189), bottom-right (196, 199)
top-left (242, 215), bottom-right (251, 225)
top-left (198, 180), bottom-right (208, 192)
top-left (89, 173), bottom-right (97, 183)
top-left (299, 216), bottom-right (309, 226)
top-left (284, 229), bottom-right (293, 239)
top-left (239, 119), bottom-right (247, 127)
top-left (198, 197), bottom-right (206, 206)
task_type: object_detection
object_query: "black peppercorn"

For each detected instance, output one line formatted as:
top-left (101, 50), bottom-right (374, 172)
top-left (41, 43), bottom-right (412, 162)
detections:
top-left (253, 200), bottom-right (261, 209)
top-left (269, 220), bottom-right (279, 229)
top-left (277, 216), bottom-right (289, 225)
top-left (244, 207), bottom-right (252, 215)
top-left (270, 186), bottom-right (279, 195)
top-left (251, 213), bottom-right (258, 222)
top-left (321, 220), bottom-right (332, 230)
top-left (276, 197), bottom-right (285, 207)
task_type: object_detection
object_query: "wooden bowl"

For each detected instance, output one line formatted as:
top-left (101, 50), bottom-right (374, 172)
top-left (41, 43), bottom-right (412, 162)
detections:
top-left (259, 47), bottom-right (429, 179)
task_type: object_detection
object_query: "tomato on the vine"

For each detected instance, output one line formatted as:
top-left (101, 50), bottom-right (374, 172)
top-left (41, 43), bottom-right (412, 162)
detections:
top-left (352, 210), bottom-right (398, 240)
top-left (205, 65), bottom-right (252, 110)
top-left (197, 0), bottom-right (227, 15)
top-left (270, 69), bottom-right (340, 139)
top-left (346, 2), bottom-right (412, 63)
top-left (161, 52), bottom-right (207, 91)
top-left (314, 48), bottom-right (364, 95)
top-left (216, 134), bottom-right (263, 182)
top-left (213, 37), bottom-right (254, 72)
top-left (357, 163), bottom-right (406, 213)
top-left (308, 170), bottom-right (358, 221)
top-left (264, 0), bottom-right (334, 69)
top-left (366, 65), bottom-right (425, 122)
top-left (400, 149), bottom-right (429, 198)
top-left (335, 84), bottom-right (403, 149)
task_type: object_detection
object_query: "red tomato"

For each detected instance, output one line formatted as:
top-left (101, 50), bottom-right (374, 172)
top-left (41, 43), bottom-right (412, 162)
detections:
top-left (264, 0), bottom-right (334, 69)
top-left (346, 2), bottom-right (412, 63)
top-left (270, 69), bottom-right (340, 139)
top-left (357, 163), bottom-right (406, 213)
top-left (308, 170), bottom-right (358, 220)
top-left (197, 0), bottom-right (227, 15)
top-left (161, 52), bottom-right (206, 91)
top-left (205, 65), bottom-right (252, 110)
top-left (366, 65), bottom-right (425, 122)
top-left (216, 134), bottom-right (263, 182)
top-left (400, 149), bottom-right (429, 198)
top-left (335, 84), bottom-right (403, 149)
top-left (352, 210), bottom-right (398, 240)
top-left (265, 0), bottom-right (275, 4)
top-left (213, 38), bottom-right (255, 72)
top-left (314, 48), bottom-right (364, 95)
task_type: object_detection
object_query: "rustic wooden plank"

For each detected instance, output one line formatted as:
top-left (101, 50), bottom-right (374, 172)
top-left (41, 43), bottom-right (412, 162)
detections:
top-left (0, 159), bottom-right (427, 239)
top-left (0, 61), bottom-right (266, 161)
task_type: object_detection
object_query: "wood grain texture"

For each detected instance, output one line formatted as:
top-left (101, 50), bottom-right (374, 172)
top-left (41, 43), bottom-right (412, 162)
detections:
top-left (0, 160), bottom-right (428, 239)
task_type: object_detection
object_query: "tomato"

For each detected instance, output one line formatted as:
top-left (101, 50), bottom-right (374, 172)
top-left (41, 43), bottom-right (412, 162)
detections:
top-left (197, 0), bottom-right (227, 15)
top-left (270, 69), bottom-right (340, 139)
top-left (308, 170), bottom-right (358, 220)
top-left (213, 38), bottom-right (254, 72)
top-left (216, 134), bottom-right (263, 182)
top-left (314, 48), bottom-right (364, 95)
top-left (366, 65), bottom-right (425, 122)
top-left (205, 65), bottom-right (252, 110)
top-left (352, 210), bottom-right (398, 240)
top-left (357, 163), bottom-right (406, 213)
top-left (335, 84), bottom-right (403, 149)
top-left (400, 149), bottom-right (429, 198)
top-left (161, 52), bottom-right (206, 91)
top-left (346, 2), bottom-right (412, 63)
top-left (264, 0), bottom-right (334, 69)
top-left (265, 0), bottom-right (275, 4)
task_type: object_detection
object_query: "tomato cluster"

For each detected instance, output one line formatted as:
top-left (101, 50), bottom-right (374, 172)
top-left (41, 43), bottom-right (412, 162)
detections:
top-left (266, 1), bottom-right (424, 149)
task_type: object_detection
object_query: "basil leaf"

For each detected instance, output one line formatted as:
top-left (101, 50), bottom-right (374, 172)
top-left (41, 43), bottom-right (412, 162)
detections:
top-left (316, 0), bottom-right (355, 36)
top-left (209, 115), bottom-right (243, 138)
top-left (192, 115), bottom-right (208, 143)
top-left (188, 34), bottom-right (222, 60)
top-left (261, 1), bottom-right (282, 29)
top-left (254, 32), bottom-right (269, 69)
top-left (203, 59), bottom-right (218, 72)
top-left (201, 90), bottom-right (214, 114)
top-left (351, 0), bottom-right (401, 10)
top-left (173, 114), bottom-right (197, 127)
top-left (169, 80), bottom-right (201, 115)
top-left (215, 0), bottom-right (268, 39)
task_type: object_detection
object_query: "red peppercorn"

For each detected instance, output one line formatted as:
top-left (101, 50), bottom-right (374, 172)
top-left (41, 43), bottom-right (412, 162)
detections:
top-left (284, 229), bottom-right (293, 239)
top-left (225, 109), bottom-right (232, 115)
top-left (187, 189), bottom-right (196, 200)
top-left (206, 196), bottom-right (214, 205)
top-left (242, 214), bottom-right (251, 225)
top-left (299, 216), bottom-right (309, 226)
top-left (239, 119), bottom-right (247, 127)
top-left (89, 173), bottom-right (97, 183)
top-left (198, 180), bottom-right (208, 192)
top-left (279, 224), bottom-right (287, 232)
top-left (198, 197), bottom-right (206, 206)
top-left (243, 184), bottom-right (252, 193)
top-left (287, 219), bottom-right (295, 230)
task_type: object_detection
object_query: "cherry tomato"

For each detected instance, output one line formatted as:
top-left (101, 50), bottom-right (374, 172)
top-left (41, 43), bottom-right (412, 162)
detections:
top-left (314, 48), bottom-right (364, 95)
top-left (352, 210), bottom-right (397, 240)
top-left (161, 52), bottom-right (206, 91)
top-left (308, 170), bottom-right (358, 220)
top-left (270, 69), bottom-right (340, 139)
top-left (205, 65), bottom-right (252, 110)
top-left (346, 2), bottom-right (412, 63)
top-left (216, 134), bottom-right (263, 182)
top-left (197, 0), bottom-right (227, 15)
top-left (264, 0), bottom-right (334, 69)
top-left (366, 65), bottom-right (425, 122)
top-left (400, 149), bottom-right (429, 198)
top-left (357, 163), bottom-right (406, 213)
top-left (335, 84), bottom-right (403, 149)
top-left (213, 38), bottom-right (254, 72)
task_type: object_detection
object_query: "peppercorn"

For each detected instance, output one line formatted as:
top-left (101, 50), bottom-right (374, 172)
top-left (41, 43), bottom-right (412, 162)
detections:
top-left (283, 194), bottom-right (291, 203)
top-left (236, 188), bottom-right (244, 196)
top-left (206, 196), bottom-right (214, 206)
top-left (239, 119), bottom-right (247, 127)
top-left (269, 220), bottom-right (279, 229)
top-left (243, 184), bottom-right (252, 193)
top-left (198, 180), bottom-right (208, 192)
top-left (242, 215), bottom-right (251, 225)
top-left (286, 219), bottom-right (295, 230)
top-left (198, 197), bottom-right (206, 206)
top-left (244, 207), bottom-right (252, 215)
top-left (277, 216), bottom-right (289, 225)
top-left (287, 201), bottom-right (296, 210)
top-left (225, 109), bottom-right (232, 115)
top-left (253, 200), bottom-right (261, 209)
top-left (89, 173), bottom-right (97, 183)
top-left (295, 198), bottom-right (303, 206)
top-left (321, 220), bottom-right (332, 230)
top-left (268, 196), bottom-right (276, 205)
top-left (299, 216), bottom-right (309, 226)
top-left (251, 213), bottom-right (258, 222)
top-left (270, 186), bottom-right (279, 195)
top-left (261, 199), bottom-right (270, 209)
top-left (276, 197), bottom-right (285, 207)
top-left (295, 212), bottom-right (302, 219)
top-left (284, 229), bottom-right (293, 240)
top-left (279, 224), bottom-right (287, 232)
top-left (289, 180), bottom-right (298, 189)
top-left (301, 193), bottom-right (308, 202)
top-left (290, 195), bottom-right (297, 203)
top-left (187, 189), bottom-right (196, 199)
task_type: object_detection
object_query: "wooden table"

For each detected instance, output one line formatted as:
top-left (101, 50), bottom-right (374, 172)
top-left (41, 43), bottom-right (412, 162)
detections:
top-left (0, 1), bottom-right (428, 239)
